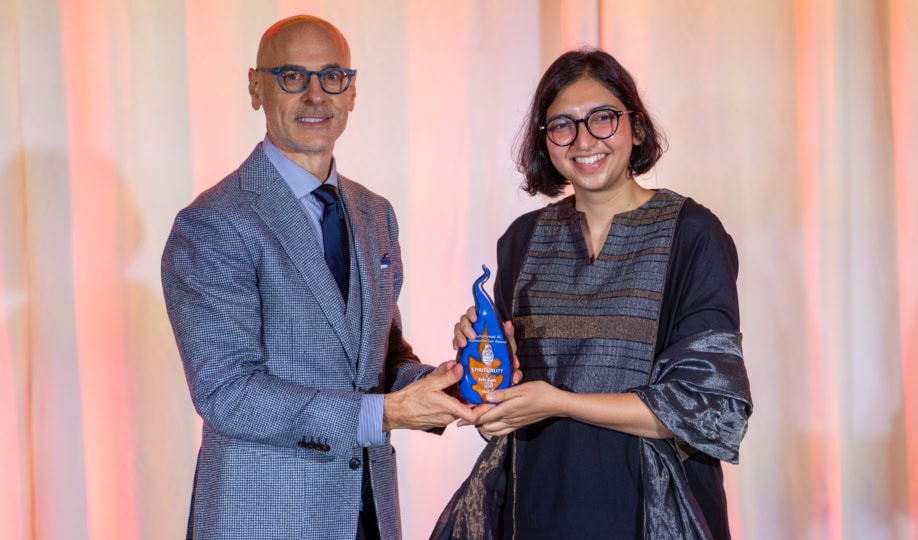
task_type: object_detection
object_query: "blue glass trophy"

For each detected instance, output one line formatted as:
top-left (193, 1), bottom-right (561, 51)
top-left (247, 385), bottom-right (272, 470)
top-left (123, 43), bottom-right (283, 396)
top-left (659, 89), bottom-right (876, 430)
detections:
top-left (456, 265), bottom-right (511, 404)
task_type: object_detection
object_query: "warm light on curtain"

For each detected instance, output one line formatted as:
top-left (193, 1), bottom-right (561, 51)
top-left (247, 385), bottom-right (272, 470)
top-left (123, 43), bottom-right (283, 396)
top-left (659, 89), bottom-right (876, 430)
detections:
top-left (1, 0), bottom-right (915, 539)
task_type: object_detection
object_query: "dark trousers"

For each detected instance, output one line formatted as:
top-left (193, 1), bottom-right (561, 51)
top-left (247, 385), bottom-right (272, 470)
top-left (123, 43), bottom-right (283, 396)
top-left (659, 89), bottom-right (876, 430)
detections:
top-left (356, 448), bottom-right (380, 540)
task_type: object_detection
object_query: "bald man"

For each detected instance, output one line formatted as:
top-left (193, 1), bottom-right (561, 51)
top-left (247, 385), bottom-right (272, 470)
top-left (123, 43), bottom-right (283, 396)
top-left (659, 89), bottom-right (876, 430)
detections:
top-left (162, 15), bottom-right (475, 540)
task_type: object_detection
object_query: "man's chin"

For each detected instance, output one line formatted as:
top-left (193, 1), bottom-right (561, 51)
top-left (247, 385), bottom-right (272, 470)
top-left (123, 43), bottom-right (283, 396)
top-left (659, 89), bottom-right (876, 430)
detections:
top-left (275, 138), bottom-right (336, 155)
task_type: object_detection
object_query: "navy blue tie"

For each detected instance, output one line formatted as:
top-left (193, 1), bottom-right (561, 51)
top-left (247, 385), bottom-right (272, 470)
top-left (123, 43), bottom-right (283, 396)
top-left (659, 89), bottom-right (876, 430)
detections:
top-left (313, 185), bottom-right (349, 300)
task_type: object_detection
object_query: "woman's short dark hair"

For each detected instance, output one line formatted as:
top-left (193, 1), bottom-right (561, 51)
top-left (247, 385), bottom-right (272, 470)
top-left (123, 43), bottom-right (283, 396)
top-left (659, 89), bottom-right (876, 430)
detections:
top-left (516, 48), bottom-right (666, 197)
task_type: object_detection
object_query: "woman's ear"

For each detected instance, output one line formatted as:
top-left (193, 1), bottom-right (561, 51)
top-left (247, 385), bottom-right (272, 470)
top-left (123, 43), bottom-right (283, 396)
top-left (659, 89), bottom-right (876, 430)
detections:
top-left (631, 112), bottom-right (645, 145)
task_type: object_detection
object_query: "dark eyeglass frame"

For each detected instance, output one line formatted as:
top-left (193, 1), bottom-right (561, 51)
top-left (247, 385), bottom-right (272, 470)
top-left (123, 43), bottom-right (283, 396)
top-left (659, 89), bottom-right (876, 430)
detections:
top-left (254, 65), bottom-right (356, 95)
top-left (540, 107), bottom-right (633, 147)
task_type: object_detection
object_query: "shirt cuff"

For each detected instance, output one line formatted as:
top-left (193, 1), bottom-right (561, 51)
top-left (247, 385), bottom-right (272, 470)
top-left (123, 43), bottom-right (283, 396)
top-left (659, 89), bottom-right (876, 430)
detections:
top-left (357, 394), bottom-right (386, 446)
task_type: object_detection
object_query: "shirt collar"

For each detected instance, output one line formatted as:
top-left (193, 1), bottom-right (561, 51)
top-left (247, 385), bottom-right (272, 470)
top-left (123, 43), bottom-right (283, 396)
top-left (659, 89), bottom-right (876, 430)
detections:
top-left (262, 135), bottom-right (339, 198)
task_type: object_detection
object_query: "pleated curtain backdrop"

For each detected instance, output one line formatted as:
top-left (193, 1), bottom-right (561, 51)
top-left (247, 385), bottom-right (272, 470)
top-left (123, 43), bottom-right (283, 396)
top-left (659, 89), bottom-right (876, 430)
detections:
top-left (1, 0), bottom-right (916, 538)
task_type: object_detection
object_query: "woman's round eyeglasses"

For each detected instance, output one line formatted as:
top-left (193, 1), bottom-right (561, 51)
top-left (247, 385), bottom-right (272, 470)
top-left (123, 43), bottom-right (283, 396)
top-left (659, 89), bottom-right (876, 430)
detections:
top-left (540, 108), bottom-right (633, 147)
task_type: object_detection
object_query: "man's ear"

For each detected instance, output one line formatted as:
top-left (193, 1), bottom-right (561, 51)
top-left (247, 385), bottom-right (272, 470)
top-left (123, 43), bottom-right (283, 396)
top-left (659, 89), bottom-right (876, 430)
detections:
top-left (346, 77), bottom-right (356, 112)
top-left (248, 69), bottom-right (262, 111)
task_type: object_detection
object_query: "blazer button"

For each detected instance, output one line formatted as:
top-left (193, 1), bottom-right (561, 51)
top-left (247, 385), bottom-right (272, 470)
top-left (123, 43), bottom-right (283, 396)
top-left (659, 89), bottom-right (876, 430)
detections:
top-left (349, 458), bottom-right (361, 470)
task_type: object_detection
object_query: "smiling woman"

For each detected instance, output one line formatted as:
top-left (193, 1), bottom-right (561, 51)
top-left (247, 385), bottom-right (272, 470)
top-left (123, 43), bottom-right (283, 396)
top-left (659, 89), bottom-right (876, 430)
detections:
top-left (436, 49), bottom-right (752, 540)
top-left (542, 77), bottom-right (652, 257)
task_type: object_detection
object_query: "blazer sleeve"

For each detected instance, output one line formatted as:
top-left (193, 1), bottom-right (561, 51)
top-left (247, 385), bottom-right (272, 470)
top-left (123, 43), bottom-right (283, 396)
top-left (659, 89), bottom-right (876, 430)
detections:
top-left (162, 202), bottom-right (363, 452)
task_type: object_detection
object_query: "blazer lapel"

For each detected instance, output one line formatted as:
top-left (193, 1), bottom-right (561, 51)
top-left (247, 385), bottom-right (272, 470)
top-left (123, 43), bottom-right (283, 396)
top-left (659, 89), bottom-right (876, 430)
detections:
top-left (338, 178), bottom-right (375, 383)
top-left (250, 164), bottom-right (358, 369)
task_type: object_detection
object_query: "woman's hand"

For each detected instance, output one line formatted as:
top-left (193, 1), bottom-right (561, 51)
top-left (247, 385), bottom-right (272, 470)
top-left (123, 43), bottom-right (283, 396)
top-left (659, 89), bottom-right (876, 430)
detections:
top-left (470, 381), bottom-right (565, 437)
top-left (451, 306), bottom-right (479, 350)
top-left (452, 306), bottom-right (524, 387)
top-left (464, 383), bottom-right (675, 439)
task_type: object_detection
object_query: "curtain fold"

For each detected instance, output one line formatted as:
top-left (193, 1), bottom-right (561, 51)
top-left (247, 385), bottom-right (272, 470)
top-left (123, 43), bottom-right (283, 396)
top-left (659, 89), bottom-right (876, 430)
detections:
top-left (1, 0), bottom-right (915, 538)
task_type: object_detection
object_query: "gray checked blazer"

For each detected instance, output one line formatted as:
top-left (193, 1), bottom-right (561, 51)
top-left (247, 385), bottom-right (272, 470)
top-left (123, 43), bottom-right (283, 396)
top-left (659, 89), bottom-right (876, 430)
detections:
top-left (162, 143), bottom-right (429, 539)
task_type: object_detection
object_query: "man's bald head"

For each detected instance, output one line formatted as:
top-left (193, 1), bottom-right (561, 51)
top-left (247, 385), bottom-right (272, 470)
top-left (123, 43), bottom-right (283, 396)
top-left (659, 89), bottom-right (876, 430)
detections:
top-left (248, 14), bottom-right (356, 178)
top-left (256, 15), bottom-right (351, 69)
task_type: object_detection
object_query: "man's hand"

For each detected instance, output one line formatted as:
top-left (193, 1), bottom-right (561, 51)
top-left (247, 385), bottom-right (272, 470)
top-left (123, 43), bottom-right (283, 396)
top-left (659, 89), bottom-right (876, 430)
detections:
top-left (382, 360), bottom-right (476, 431)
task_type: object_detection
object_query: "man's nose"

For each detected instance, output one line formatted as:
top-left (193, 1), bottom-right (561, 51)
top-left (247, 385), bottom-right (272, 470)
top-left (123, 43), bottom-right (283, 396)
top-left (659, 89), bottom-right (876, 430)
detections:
top-left (301, 74), bottom-right (326, 103)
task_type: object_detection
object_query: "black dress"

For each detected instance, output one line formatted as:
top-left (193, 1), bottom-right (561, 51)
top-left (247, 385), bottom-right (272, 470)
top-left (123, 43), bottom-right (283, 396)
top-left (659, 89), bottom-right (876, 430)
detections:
top-left (492, 191), bottom-right (740, 539)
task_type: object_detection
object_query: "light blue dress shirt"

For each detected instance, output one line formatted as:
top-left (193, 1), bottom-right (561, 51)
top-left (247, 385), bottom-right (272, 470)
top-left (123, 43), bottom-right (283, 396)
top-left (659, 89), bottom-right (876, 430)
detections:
top-left (262, 136), bottom-right (385, 447)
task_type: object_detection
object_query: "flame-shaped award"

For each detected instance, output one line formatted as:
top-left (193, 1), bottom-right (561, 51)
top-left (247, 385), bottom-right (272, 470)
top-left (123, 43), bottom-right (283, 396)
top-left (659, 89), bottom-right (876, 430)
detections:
top-left (456, 265), bottom-right (511, 404)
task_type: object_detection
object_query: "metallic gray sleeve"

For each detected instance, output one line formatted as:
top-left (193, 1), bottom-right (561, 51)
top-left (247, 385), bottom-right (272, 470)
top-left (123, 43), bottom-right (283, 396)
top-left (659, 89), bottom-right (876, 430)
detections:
top-left (634, 329), bottom-right (753, 464)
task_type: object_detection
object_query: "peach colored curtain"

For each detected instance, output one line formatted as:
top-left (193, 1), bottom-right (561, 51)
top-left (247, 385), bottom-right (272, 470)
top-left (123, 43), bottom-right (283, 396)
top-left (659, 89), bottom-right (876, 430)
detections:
top-left (1, 0), bottom-right (915, 538)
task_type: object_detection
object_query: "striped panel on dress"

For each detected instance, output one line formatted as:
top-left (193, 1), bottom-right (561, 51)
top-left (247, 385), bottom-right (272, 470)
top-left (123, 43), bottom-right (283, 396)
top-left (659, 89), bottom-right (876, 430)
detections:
top-left (513, 189), bottom-right (685, 394)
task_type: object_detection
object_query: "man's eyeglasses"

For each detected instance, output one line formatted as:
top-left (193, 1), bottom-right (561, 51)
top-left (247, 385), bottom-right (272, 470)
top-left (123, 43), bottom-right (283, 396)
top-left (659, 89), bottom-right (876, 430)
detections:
top-left (541, 108), bottom-right (632, 147)
top-left (255, 66), bottom-right (356, 95)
